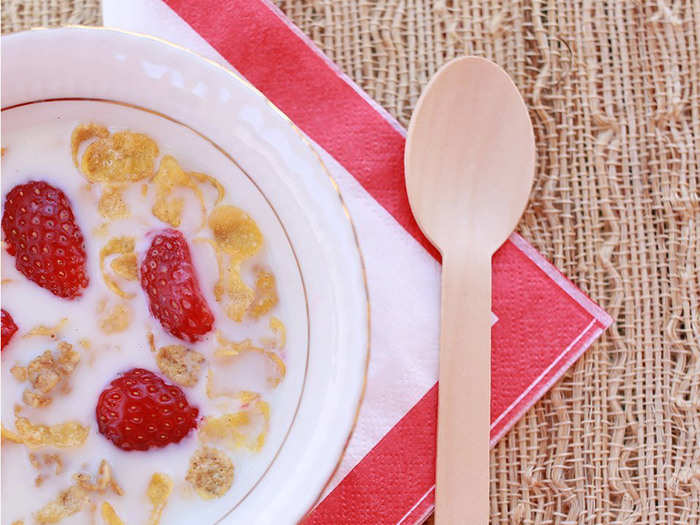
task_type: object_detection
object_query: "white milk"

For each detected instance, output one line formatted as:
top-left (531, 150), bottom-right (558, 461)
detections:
top-left (1, 101), bottom-right (308, 525)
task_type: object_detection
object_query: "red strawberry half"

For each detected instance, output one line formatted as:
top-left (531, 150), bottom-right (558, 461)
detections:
top-left (1, 309), bottom-right (18, 351)
top-left (140, 229), bottom-right (214, 342)
top-left (96, 368), bottom-right (199, 451)
top-left (2, 181), bottom-right (89, 299)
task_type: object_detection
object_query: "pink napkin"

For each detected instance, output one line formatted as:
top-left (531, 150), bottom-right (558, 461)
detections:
top-left (103, 2), bottom-right (612, 522)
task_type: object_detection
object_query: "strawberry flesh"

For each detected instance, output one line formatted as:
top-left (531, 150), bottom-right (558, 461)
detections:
top-left (96, 368), bottom-right (199, 451)
top-left (2, 181), bottom-right (89, 299)
top-left (140, 229), bottom-right (214, 342)
top-left (1, 309), bottom-right (18, 351)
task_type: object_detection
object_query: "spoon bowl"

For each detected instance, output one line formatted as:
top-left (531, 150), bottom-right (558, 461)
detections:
top-left (405, 56), bottom-right (535, 524)
top-left (406, 57), bottom-right (535, 254)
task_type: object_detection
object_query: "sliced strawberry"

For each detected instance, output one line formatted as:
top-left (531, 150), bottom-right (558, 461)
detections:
top-left (96, 368), bottom-right (199, 451)
top-left (1, 309), bottom-right (18, 350)
top-left (2, 181), bottom-right (89, 299)
top-left (140, 229), bottom-right (214, 342)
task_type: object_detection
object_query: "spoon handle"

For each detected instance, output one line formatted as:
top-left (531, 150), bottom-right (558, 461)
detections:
top-left (435, 250), bottom-right (491, 524)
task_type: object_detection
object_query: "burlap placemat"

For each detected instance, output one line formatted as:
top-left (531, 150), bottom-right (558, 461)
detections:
top-left (3, 1), bottom-right (699, 523)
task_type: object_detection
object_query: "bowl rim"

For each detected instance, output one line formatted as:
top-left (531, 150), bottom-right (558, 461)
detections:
top-left (1, 25), bottom-right (370, 524)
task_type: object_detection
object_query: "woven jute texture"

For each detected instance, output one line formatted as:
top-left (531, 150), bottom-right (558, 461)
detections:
top-left (3, 1), bottom-right (700, 524)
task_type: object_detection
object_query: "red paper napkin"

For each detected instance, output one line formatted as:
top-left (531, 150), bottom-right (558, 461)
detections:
top-left (103, 2), bottom-right (613, 522)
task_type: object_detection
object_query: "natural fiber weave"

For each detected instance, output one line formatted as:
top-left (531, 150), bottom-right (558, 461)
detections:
top-left (1, 0), bottom-right (100, 29)
top-left (3, 1), bottom-right (700, 523)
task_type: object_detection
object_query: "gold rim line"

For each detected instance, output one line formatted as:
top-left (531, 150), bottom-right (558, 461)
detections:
top-left (3, 96), bottom-right (311, 521)
top-left (3, 24), bottom-right (371, 523)
top-left (295, 137), bottom-right (371, 523)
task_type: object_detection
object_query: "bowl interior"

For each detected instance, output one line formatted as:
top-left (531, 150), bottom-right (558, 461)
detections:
top-left (1, 26), bottom-right (368, 525)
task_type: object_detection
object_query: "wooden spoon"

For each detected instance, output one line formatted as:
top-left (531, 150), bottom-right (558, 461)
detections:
top-left (405, 57), bottom-right (535, 524)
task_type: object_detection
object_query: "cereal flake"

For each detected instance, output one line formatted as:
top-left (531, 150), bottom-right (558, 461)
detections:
top-left (155, 345), bottom-right (205, 387)
top-left (98, 185), bottom-right (130, 220)
top-left (10, 365), bottom-right (28, 382)
top-left (23, 318), bottom-right (68, 340)
top-left (3, 415), bottom-right (88, 449)
top-left (99, 237), bottom-right (136, 298)
top-left (223, 266), bottom-right (254, 322)
top-left (35, 485), bottom-right (90, 524)
top-left (80, 131), bottom-right (158, 183)
top-left (186, 446), bottom-right (234, 499)
top-left (248, 269), bottom-right (279, 319)
top-left (110, 253), bottom-right (138, 281)
top-left (74, 460), bottom-right (122, 496)
top-left (30, 453), bottom-right (64, 486)
top-left (71, 123), bottom-right (109, 167)
top-left (200, 398), bottom-right (270, 452)
top-left (214, 332), bottom-right (285, 388)
top-left (15, 343), bottom-right (80, 407)
top-left (151, 155), bottom-right (207, 228)
top-left (189, 171), bottom-right (225, 205)
top-left (100, 502), bottom-right (125, 525)
top-left (23, 390), bottom-right (52, 409)
top-left (147, 473), bottom-right (173, 525)
top-left (208, 205), bottom-right (262, 261)
top-left (99, 303), bottom-right (132, 334)
top-left (260, 317), bottom-right (286, 350)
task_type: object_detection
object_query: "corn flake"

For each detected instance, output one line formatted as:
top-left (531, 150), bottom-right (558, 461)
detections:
top-left (100, 237), bottom-right (136, 298)
top-left (11, 365), bottom-right (28, 382)
top-left (99, 303), bottom-right (132, 334)
top-left (101, 502), bottom-right (125, 525)
top-left (81, 131), bottom-right (158, 183)
top-left (151, 155), bottom-right (207, 228)
top-left (35, 485), bottom-right (90, 524)
top-left (223, 266), bottom-right (254, 322)
top-left (152, 196), bottom-right (184, 228)
top-left (54, 342), bottom-right (80, 376)
top-left (23, 318), bottom-right (68, 339)
top-left (260, 317), bottom-right (286, 350)
top-left (256, 352), bottom-right (285, 388)
top-left (110, 253), bottom-right (138, 281)
top-left (155, 345), bottom-right (205, 387)
top-left (147, 332), bottom-right (156, 353)
top-left (23, 390), bottom-right (52, 409)
top-left (248, 269), bottom-right (278, 319)
top-left (15, 343), bottom-right (80, 407)
top-left (208, 205), bottom-right (262, 261)
top-left (214, 332), bottom-right (285, 388)
top-left (30, 453), bottom-right (63, 486)
top-left (2, 426), bottom-right (23, 443)
top-left (189, 171), bottom-right (225, 205)
top-left (98, 185), bottom-right (130, 220)
top-left (147, 473), bottom-right (173, 525)
top-left (29, 453), bottom-right (41, 470)
top-left (71, 123), bottom-right (109, 167)
top-left (74, 460), bottom-right (123, 496)
top-left (213, 331), bottom-right (250, 357)
top-left (186, 447), bottom-right (234, 499)
top-left (205, 370), bottom-right (224, 399)
top-left (3, 414), bottom-right (88, 449)
top-left (194, 238), bottom-right (254, 321)
top-left (200, 399), bottom-right (270, 452)
top-left (46, 454), bottom-right (64, 475)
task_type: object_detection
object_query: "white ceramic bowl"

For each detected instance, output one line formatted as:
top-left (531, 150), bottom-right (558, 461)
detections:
top-left (2, 26), bottom-right (368, 524)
